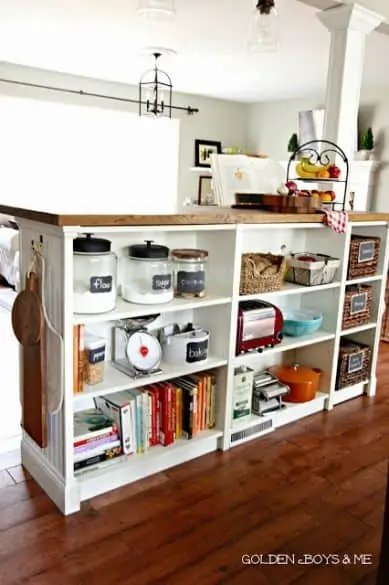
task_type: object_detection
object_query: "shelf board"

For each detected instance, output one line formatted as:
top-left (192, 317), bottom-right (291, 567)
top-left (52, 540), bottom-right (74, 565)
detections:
top-left (290, 177), bottom-right (346, 184)
top-left (345, 275), bottom-right (382, 286)
top-left (272, 392), bottom-right (328, 427)
top-left (333, 381), bottom-right (367, 406)
top-left (341, 322), bottom-right (377, 336)
top-left (239, 281), bottom-right (341, 301)
top-left (73, 295), bottom-right (232, 325)
top-left (234, 330), bottom-right (335, 365)
top-left (74, 356), bottom-right (228, 402)
top-left (76, 429), bottom-right (223, 502)
top-left (190, 166), bottom-right (212, 174)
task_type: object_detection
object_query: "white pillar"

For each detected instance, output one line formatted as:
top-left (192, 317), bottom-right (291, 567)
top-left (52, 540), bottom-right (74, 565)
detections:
top-left (318, 3), bottom-right (385, 160)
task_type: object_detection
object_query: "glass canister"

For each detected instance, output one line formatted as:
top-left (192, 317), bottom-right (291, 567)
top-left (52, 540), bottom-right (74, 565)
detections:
top-left (171, 248), bottom-right (208, 298)
top-left (73, 234), bottom-right (117, 314)
top-left (122, 240), bottom-right (173, 305)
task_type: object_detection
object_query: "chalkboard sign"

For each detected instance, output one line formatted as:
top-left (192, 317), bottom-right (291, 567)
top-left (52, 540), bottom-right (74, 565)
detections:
top-left (186, 339), bottom-right (208, 363)
top-left (177, 270), bottom-right (205, 295)
top-left (348, 352), bottom-right (364, 374)
top-left (350, 292), bottom-right (367, 315)
top-left (88, 346), bottom-right (105, 364)
top-left (358, 241), bottom-right (375, 263)
top-left (90, 276), bottom-right (113, 293)
top-left (152, 274), bottom-right (172, 291)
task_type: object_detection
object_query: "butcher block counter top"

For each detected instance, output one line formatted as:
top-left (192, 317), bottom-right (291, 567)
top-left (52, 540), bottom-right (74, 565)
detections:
top-left (1, 204), bottom-right (389, 227)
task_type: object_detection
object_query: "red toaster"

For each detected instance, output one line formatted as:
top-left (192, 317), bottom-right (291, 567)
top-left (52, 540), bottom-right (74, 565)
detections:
top-left (236, 300), bottom-right (284, 355)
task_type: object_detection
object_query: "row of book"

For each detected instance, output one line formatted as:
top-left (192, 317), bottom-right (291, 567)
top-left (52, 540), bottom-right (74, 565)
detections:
top-left (74, 371), bottom-right (217, 474)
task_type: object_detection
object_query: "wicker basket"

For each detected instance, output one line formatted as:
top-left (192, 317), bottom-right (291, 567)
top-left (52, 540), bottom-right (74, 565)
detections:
top-left (342, 284), bottom-right (373, 330)
top-left (347, 235), bottom-right (380, 279)
top-left (240, 253), bottom-right (286, 295)
top-left (336, 340), bottom-right (371, 390)
top-left (286, 253), bottom-right (340, 287)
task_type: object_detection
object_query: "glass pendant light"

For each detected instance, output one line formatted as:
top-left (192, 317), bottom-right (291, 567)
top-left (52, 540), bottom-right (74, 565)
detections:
top-left (137, 0), bottom-right (176, 22)
top-left (248, 0), bottom-right (279, 52)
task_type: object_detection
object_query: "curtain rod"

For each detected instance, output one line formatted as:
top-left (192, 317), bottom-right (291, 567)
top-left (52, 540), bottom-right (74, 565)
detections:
top-left (0, 77), bottom-right (199, 115)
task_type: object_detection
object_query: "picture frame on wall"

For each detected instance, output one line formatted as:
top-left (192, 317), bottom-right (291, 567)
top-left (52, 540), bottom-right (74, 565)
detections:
top-left (194, 139), bottom-right (222, 168)
top-left (198, 176), bottom-right (216, 205)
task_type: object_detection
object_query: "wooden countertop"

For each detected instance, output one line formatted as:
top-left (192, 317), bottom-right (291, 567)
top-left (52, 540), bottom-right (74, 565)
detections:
top-left (1, 205), bottom-right (389, 227)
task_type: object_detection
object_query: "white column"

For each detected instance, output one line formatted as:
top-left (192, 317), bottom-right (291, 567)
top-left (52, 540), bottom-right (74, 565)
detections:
top-left (318, 3), bottom-right (385, 160)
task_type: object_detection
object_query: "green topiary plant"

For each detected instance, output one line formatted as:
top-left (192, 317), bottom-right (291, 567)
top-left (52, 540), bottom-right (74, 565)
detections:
top-left (360, 127), bottom-right (374, 151)
top-left (287, 133), bottom-right (299, 153)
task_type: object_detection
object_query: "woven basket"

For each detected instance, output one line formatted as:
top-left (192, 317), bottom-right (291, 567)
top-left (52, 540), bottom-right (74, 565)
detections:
top-left (342, 284), bottom-right (373, 330)
top-left (347, 236), bottom-right (380, 279)
top-left (240, 253), bottom-right (286, 295)
top-left (336, 340), bottom-right (371, 390)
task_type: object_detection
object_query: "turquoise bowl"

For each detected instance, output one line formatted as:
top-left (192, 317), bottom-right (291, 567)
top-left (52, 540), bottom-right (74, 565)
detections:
top-left (282, 309), bottom-right (323, 337)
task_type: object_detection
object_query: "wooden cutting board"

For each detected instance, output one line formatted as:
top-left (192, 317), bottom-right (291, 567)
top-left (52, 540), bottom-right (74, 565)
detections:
top-left (11, 271), bottom-right (47, 447)
top-left (234, 193), bottom-right (322, 214)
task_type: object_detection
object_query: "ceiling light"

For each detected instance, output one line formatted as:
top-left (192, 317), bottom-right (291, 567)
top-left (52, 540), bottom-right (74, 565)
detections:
top-left (248, 0), bottom-right (279, 52)
top-left (137, 0), bottom-right (176, 22)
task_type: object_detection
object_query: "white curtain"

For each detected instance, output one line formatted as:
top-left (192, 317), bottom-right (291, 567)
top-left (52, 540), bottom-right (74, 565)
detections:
top-left (0, 94), bottom-right (180, 214)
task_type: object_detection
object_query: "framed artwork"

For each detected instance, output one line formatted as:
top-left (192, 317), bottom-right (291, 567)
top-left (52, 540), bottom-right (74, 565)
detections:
top-left (198, 176), bottom-right (216, 205)
top-left (194, 139), bottom-right (222, 168)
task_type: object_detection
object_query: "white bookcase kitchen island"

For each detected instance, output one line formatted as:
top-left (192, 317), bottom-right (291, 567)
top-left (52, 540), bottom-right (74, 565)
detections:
top-left (2, 204), bottom-right (389, 515)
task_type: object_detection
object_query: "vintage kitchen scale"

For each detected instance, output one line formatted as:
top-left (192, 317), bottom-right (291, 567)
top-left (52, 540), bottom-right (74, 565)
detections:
top-left (252, 371), bottom-right (290, 415)
top-left (112, 315), bottom-right (163, 378)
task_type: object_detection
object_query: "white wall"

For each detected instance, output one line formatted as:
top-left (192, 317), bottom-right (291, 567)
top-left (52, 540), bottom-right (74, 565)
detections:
top-left (247, 86), bottom-right (389, 212)
top-left (0, 62), bottom-right (249, 210)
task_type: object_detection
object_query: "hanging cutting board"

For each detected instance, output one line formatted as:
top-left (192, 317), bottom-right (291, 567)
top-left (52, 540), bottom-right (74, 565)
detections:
top-left (11, 271), bottom-right (47, 447)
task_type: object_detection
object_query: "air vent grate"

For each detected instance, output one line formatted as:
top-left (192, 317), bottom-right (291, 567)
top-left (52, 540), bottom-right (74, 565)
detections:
top-left (230, 418), bottom-right (273, 447)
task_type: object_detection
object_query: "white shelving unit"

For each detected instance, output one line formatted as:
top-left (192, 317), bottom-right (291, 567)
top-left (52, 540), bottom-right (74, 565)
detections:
top-left (13, 213), bottom-right (389, 515)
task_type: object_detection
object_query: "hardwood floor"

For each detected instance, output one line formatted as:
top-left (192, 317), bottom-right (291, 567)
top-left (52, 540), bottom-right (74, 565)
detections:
top-left (1, 347), bottom-right (389, 585)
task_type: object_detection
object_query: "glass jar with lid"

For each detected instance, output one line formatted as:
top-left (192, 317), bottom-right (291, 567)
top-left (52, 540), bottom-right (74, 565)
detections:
top-left (122, 240), bottom-right (173, 305)
top-left (73, 233), bottom-right (117, 314)
top-left (171, 248), bottom-right (208, 298)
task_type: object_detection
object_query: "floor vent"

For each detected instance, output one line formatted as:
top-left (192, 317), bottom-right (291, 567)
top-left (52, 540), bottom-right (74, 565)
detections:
top-left (230, 418), bottom-right (273, 447)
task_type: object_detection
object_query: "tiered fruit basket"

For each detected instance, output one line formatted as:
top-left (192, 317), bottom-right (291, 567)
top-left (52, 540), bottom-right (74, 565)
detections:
top-left (286, 139), bottom-right (350, 211)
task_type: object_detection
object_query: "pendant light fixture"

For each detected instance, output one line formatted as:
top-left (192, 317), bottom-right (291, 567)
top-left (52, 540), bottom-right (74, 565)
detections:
top-left (248, 0), bottom-right (279, 52)
top-left (137, 0), bottom-right (176, 22)
top-left (138, 51), bottom-right (198, 117)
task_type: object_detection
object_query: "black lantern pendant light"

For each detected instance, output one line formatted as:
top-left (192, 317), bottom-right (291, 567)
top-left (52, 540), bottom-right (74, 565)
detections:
top-left (138, 52), bottom-right (198, 117)
top-left (138, 52), bottom-right (173, 117)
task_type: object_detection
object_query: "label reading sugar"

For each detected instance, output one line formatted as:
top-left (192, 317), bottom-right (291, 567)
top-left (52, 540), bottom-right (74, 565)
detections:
top-left (348, 352), bottom-right (363, 374)
top-left (90, 276), bottom-right (113, 294)
top-left (177, 270), bottom-right (205, 294)
top-left (350, 293), bottom-right (367, 315)
top-left (152, 274), bottom-right (172, 291)
top-left (186, 339), bottom-right (208, 363)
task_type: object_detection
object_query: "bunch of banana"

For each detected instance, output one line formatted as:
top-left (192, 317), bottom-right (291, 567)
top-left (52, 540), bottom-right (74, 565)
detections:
top-left (296, 157), bottom-right (330, 179)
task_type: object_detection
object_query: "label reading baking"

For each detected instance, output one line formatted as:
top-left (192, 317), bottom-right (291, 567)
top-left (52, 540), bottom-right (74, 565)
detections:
top-left (177, 270), bottom-right (205, 294)
top-left (350, 293), bottom-right (367, 315)
top-left (358, 241), bottom-right (375, 263)
top-left (152, 274), bottom-right (172, 291)
top-left (186, 339), bottom-right (208, 363)
top-left (348, 352), bottom-right (364, 374)
top-left (90, 276), bottom-right (113, 294)
top-left (88, 346), bottom-right (105, 364)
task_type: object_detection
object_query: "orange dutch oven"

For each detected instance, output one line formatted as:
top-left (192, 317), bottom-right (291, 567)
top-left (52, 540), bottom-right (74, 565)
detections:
top-left (269, 362), bottom-right (322, 403)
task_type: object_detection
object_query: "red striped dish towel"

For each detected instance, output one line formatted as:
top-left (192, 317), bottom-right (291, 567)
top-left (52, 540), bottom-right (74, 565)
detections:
top-left (322, 209), bottom-right (348, 234)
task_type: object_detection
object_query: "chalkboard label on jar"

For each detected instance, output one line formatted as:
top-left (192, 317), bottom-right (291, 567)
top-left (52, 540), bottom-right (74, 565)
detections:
top-left (348, 352), bottom-right (363, 374)
top-left (90, 276), bottom-right (113, 294)
top-left (350, 293), bottom-right (367, 315)
top-left (186, 339), bottom-right (208, 363)
top-left (177, 270), bottom-right (205, 295)
top-left (88, 346), bottom-right (106, 364)
top-left (152, 274), bottom-right (172, 291)
top-left (358, 241), bottom-right (375, 263)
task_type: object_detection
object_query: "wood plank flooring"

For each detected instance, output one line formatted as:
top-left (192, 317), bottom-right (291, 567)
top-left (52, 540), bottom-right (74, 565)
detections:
top-left (1, 346), bottom-right (389, 585)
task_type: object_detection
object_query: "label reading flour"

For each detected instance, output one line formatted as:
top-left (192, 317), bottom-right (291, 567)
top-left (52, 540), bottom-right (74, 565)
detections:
top-left (90, 276), bottom-right (113, 294)
top-left (186, 339), bottom-right (208, 364)
top-left (177, 270), bottom-right (205, 294)
top-left (152, 274), bottom-right (172, 291)
top-left (88, 346), bottom-right (106, 365)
